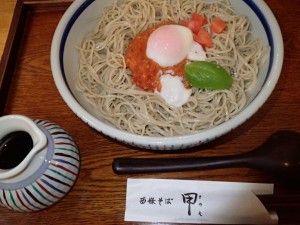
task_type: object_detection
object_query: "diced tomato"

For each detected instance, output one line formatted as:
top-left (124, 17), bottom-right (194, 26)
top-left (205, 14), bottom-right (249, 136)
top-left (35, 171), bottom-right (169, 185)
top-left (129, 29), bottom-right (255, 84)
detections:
top-left (182, 19), bottom-right (202, 34)
top-left (182, 13), bottom-right (214, 48)
top-left (191, 13), bottom-right (207, 26)
top-left (194, 29), bottom-right (213, 48)
top-left (210, 17), bottom-right (227, 34)
top-left (182, 13), bottom-right (207, 34)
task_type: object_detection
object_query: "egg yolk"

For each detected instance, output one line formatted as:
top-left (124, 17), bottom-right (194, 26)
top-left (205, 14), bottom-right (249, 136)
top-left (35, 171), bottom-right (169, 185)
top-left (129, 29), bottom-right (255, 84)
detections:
top-left (146, 24), bottom-right (193, 67)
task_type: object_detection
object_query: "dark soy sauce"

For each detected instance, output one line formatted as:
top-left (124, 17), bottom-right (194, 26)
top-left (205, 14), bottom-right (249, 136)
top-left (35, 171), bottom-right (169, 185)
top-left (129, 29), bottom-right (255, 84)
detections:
top-left (0, 131), bottom-right (33, 169)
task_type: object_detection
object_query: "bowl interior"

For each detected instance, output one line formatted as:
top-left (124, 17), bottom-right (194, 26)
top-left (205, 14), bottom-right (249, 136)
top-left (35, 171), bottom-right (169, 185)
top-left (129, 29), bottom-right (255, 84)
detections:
top-left (53, 0), bottom-right (282, 149)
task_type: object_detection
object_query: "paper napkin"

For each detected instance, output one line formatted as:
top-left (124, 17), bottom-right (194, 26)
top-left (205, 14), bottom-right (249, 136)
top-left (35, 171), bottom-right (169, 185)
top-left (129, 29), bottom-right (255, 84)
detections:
top-left (125, 179), bottom-right (277, 224)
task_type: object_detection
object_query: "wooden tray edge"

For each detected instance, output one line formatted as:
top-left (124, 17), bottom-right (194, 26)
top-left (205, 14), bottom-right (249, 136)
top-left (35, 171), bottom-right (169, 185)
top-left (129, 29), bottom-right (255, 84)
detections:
top-left (0, 0), bottom-right (72, 115)
top-left (0, 0), bottom-right (26, 115)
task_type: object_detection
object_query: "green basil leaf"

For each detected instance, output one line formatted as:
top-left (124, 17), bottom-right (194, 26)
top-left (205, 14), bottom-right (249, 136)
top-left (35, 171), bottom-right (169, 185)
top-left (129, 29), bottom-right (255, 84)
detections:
top-left (185, 61), bottom-right (233, 90)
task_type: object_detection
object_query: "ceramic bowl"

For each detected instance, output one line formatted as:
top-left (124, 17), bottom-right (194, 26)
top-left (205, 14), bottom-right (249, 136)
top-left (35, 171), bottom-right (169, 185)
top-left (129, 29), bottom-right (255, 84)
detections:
top-left (51, 0), bottom-right (283, 150)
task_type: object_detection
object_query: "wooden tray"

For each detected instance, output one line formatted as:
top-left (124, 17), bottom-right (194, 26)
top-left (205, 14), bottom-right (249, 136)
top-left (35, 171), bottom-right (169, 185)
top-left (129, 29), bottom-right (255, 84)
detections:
top-left (0, 0), bottom-right (300, 224)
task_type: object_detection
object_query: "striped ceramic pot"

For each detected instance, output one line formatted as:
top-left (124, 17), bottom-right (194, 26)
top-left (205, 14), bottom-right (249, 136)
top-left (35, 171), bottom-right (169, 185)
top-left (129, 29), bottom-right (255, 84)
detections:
top-left (0, 115), bottom-right (80, 212)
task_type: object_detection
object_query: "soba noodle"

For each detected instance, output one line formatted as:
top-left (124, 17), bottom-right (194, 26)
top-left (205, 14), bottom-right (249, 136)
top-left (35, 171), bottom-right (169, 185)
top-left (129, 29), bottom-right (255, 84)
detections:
top-left (76, 0), bottom-right (267, 136)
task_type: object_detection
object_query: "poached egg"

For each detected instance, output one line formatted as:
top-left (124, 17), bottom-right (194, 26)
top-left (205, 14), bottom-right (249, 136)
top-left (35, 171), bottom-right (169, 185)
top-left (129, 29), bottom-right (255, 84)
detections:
top-left (146, 24), bottom-right (206, 67)
top-left (146, 24), bottom-right (206, 107)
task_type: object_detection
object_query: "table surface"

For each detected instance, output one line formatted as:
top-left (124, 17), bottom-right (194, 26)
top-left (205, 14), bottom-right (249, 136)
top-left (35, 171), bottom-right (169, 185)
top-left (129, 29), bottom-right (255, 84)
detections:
top-left (0, 0), bottom-right (300, 224)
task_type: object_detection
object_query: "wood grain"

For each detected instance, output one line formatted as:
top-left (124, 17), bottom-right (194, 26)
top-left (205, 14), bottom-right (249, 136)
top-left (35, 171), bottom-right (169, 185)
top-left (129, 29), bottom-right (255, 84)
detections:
top-left (0, 0), bottom-right (17, 61)
top-left (0, 0), bottom-right (300, 224)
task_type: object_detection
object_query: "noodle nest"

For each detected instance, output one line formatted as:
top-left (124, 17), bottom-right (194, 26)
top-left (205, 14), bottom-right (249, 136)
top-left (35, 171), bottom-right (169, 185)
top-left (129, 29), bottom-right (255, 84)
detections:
top-left (76, 0), bottom-right (266, 137)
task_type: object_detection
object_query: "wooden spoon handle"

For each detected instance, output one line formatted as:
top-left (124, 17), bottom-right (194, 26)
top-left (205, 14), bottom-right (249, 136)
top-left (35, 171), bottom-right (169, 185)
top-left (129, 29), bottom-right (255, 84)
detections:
top-left (112, 155), bottom-right (248, 174)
